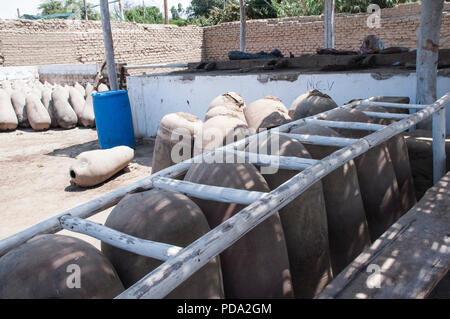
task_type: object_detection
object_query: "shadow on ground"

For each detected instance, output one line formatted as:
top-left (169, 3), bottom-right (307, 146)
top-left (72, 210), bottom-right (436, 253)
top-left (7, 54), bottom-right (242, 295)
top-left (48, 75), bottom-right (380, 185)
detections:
top-left (46, 140), bottom-right (101, 159)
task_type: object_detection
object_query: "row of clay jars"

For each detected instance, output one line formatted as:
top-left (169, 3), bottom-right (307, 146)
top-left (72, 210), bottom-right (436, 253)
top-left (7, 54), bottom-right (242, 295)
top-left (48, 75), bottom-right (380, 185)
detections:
top-left (0, 82), bottom-right (107, 131)
top-left (147, 91), bottom-right (356, 297)
top-left (151, 92), bottom-right (249, 174)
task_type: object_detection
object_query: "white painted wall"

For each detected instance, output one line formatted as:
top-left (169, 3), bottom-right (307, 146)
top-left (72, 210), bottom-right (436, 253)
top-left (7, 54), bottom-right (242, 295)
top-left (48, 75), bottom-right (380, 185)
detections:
top-left (0, 66), bottom-right (39, 82)
top-left (0, 63), bottom-right (98, 84)
top-left (128, 71), bottom-right (450, 137)
top-left (38, 63), bottom-right (98, 76)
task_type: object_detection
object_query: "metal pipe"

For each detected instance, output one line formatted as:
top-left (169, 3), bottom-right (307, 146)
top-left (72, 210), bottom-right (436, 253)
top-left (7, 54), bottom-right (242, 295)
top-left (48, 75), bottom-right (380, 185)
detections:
top-left (123, 63), bottom-right (188, 70)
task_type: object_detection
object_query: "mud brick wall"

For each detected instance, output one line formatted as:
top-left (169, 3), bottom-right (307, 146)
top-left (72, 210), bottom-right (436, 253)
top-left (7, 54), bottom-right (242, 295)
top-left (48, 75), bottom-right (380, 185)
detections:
top-left (0, 3), bottom-right (449, 67)
top-left (0, 19), bottom-right (204, 67)
top-left (203, 3), bottom-right (450, 61)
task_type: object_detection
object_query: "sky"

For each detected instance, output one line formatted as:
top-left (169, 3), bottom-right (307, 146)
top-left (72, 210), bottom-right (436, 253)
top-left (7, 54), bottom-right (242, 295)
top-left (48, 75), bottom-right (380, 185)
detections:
top-left (0, 0), bottom-right (193, 19)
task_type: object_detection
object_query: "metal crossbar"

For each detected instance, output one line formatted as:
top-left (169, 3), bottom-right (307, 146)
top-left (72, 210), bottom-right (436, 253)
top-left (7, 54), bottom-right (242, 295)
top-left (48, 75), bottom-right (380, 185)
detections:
top-left (0, 93), bottom-right (448, 299)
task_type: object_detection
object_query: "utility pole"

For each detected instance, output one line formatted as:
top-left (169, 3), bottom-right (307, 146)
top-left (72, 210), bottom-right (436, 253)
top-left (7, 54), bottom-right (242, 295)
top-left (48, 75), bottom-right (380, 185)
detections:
top-left (239, 0), bottom-right (246, 52)
top-left (99, 0), bottom-right (119, 91)
top-left (17, 8), bottom-right (21, 18)
top-left (164, 0), bottom-right (169, 24)
top-left (118, 0), bottom-right (125, 21)
top-left (83, 0), bottom-right (88, 20)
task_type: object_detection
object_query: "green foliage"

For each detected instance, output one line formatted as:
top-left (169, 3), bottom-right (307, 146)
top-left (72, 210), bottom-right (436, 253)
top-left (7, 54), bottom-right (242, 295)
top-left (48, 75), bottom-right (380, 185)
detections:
top-left (187, 0), bottom-right (224, 18)
top-left (124, 6), bottom-right (163, 24)
top-left (171, 7), bottom-right (181, 20)
top-left (246, 0), bottom-right (277, 19)
top-left (271, 0), bottom-right (420, 18)
top-left (209, 1), bottom-right (240, 25)
top-left (38, 0), bottom-right (100, 20)
top-left (335, 0), bottom-right (419, 13)
top-left (171, 3), bottom-right (185, 20)
top-left (170, 19), bottom-right (189, 26)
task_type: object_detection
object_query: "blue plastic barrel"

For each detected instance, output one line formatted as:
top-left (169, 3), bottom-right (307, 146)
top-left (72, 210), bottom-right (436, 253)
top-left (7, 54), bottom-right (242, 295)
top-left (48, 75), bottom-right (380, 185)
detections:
top-left (92, 90), bottom-right (135, 149)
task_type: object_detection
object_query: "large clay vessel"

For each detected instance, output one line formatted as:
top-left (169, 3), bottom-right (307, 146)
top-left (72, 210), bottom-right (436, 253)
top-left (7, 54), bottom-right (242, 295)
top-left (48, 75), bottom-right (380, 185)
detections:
top-left (152, 112), bottom-right (202, 174)
top-left (0, 234), bottom-right (124, 299)
top-left (102, 189), bottom-right (225, 299)
top-left (184, 162), bottom-right (294, 299)
top-left (98, 83), bottom-right (109, 92)
top-left (41, 87), bottom-right (58, 127)
top-left (79, 88), bottom-right (96, 128)
top-left (25, 93), bottom-right (51, 131)
top-left (10, 89), bottom-right (29, 128)
top-left (74, 82), bottom-right (86, 98)
top-left (244, 96), bottom-right (291, 131)
top-left (0, 89), bottom-right (18, 131)
top-left (52, 86), bottom-right (78, 129)
top-left (320, 108), bottom-right (404, 241)
top-left (196, 115), bottom-right (249, 154)
top-left (207, 92), bottom-right (245, 113)
top-left (289, 124), bottom-right (371, 274)
top-left (70, 145), bottom-right (134, 187)
top-left (355, 105), bottom-right (416, 212)
top-left (68, 86), bottom-right (85, 125)
top-left (247, 134), bottom-right (333, 298)
top-left (369, 96), bottom-right (410, 114)
top-left (205, 106), bottom-right (246, 123)
top-left (289, 89), bottom-right (338, 120)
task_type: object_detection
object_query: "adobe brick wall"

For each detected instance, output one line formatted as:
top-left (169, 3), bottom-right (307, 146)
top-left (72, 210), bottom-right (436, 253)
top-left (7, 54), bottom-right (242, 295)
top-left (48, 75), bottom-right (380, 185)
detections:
top-left (203, 2), bottom-right (450, 61)
top-left (0, 19), bottom-right (204, 67)
top-left (0, 2), bottom-right (449, 68)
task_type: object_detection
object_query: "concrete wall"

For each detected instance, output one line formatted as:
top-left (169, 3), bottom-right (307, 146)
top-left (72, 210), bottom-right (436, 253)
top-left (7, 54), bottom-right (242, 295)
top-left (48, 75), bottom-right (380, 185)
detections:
top-left (127, 70), bottom-right (450, 137)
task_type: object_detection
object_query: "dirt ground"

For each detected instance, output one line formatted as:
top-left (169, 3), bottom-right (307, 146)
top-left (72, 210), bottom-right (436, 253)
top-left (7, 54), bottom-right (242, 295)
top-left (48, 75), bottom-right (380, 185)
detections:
top-left (0, 127), bottom-right (154, 250)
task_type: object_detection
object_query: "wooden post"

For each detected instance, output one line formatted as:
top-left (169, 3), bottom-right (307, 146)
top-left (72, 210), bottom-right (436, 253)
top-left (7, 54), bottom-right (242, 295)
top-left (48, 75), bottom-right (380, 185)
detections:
top-left (416, 0), bottom-right (444, 129)
top-left (82, 0), bottom-right (88, 20)
top-left (99, 0), bottom-right (119, 91)
top-left (164, 0), bottom-right (169, 24)
top-left (17, 8), bottom-right (21, 18)
top-left (118, 0), bottom-right (125, 21)
top-left (324, 0), bottom-right (335, 48)
top-left (239, 0), bottom-right (246, 52)
top-left (432, 106), bottom-right (446, 184)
